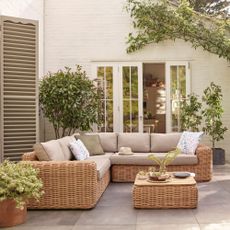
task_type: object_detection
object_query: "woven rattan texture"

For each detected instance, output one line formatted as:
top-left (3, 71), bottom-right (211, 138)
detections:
top-left (133, 182), bottom-right (198, 209)
top-left (112, 145), bottom-right (212, 182)
top-left (22, 152), bottom-right (110, 209)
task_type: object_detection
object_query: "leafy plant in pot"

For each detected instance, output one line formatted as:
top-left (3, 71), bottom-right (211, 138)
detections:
top-left (147, 148), bottom-right (181, 181)
top-left (39, 65), bottom-right (103, 138)
top-left (202, 82), bottom-right (228, 165)
top-left (0, 160), bottom-right (44, 227)
top-left (180, 93), bottom-right (202, 132)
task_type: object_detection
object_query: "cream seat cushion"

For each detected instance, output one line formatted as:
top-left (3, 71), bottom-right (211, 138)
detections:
top-left (88, 156), bottom-right (111, 180)
top-left (110, 153), bottom-right (198, 165)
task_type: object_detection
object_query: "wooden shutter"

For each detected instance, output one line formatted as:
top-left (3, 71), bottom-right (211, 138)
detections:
top-left (0, 16), bottom-right (38, 161)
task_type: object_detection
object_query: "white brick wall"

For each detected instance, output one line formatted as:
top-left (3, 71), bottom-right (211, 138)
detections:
top-left (44, 0), bottom-right (230, 161)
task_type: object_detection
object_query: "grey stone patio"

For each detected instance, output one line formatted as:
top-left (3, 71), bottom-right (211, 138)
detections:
top-left (6, 164), bottom-right (230, 230)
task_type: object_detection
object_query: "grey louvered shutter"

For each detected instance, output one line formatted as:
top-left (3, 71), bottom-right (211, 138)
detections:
top-left (0, 16), bottom-right (39, 162)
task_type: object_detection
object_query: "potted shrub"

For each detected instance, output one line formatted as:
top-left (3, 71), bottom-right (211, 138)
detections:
top-left (39, 65), bottom-right (103, 138)
top-left (0, 160), bottom-right (43, 227)
top-left (202, 82), bottom-right (228, 165)
top-left (180, 94), bottom-right (202, 132)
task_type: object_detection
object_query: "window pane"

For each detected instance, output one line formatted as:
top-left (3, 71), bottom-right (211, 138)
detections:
top-left (106, 100), bottom-right (113, 132)
top-left (131, 100), bottom-right (139, 132)
top-left (106, 67), bottom-right (113, 99)
top-left (97, 66), bottom-right (113, 132)
top-left (131, 66), bottom-right (138, 99)
top-left (123, 67), bottom-right (130, 99)
top-left (179, 66), bottom-right (186, 98)
top-left (170, 66), bottom-right (177, 99)
top-left (97, 67), bottom-right (104, 89)
top-left (123, 100), bottom-right (131, 132)
top-left (170, 65), bottom-right (187, 132)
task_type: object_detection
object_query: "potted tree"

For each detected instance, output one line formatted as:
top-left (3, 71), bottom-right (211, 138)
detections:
top-left (180, 93), bottom-right (202, 131)
top-left (202, 82), bottom-right (228, 165)
top-left (0, 160), bottom-right (43, 227)
top-left (39, 65), bottom-right (102, 138)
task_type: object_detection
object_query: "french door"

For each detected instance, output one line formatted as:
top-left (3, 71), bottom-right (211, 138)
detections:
top-left (93, 61), bottom-right (190, 133)
top-left (93, 63), bottom-right (143, 133)
top-left (166, 62), bottom-right (190, 132)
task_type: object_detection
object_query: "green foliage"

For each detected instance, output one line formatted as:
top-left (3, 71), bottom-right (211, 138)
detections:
top-left (0, 161), bottom-right (43, 209)
top-left (180, 94), bottom-right (202, 131)
top-left (202, 82), bottom-right (228, 148)
top-left (188, 0), bottom-right (230, 17)
top-left (148, 148), bottom-right (181, 174)
top-left (39, 66), bottom-right (103, 138)
top-left (126, 0), bottom-right (230, 61)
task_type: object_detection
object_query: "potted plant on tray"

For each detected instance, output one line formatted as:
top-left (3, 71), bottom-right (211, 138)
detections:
top-left (0, 160), bottom-right (44, 227)
top-left (147, 148), bottom-right (181, 181)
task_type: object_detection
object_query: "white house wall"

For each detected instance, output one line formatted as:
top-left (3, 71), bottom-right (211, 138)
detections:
top-left (44, 0), bottom-right (230, 161)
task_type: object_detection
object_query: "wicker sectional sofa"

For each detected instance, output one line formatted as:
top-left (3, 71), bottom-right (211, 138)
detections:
top-left (22, 132), bottom-right (212, 209)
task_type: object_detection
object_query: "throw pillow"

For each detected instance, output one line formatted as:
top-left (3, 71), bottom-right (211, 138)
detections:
top-left (69, 139), bottom-right (90, 160)
top-left (33, 143), bottom-right (51, 161)
top-left (41, 140), bottom-right (65, 161)
top-left (74, 134), bottom-right (104, 156)
top-left (58, 136), bottom-right (76, 160)
top-left (177, 131), bottom-right (204, 155)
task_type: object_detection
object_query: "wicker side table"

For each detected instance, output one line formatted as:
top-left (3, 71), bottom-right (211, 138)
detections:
top-left (133, 174), bottom-right (198, 209)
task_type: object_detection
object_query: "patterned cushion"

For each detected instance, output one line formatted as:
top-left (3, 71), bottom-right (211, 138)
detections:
top-left (177, 131), bottom-right (203, 155)
top-left (69, 139), bottom-right (90, 160)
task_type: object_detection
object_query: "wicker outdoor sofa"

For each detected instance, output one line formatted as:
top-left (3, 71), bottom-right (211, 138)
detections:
top-left (22, 132), bottom-right (212, 209)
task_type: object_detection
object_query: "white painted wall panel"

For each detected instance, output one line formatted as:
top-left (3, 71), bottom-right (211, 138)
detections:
top-left (44, 0), bottom-right (230, 161)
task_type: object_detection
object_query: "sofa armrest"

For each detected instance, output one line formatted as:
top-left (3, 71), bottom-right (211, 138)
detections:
top-left (22, 152), bottom-right (38, 161)
top-left (195, 144), bottom-right (212, 164)
top-left (21, 157), bottom-right (98, 209)
top-left (194, 144), bottom-right (212, 181)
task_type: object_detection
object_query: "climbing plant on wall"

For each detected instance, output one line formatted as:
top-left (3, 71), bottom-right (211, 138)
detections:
top-left (126, 0), bottom-right (230, 61)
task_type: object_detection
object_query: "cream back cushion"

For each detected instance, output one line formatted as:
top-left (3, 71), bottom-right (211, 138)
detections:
top-left (58, 136), bottom-right (75, 160)
top-left (118, 133), bottom-right (150, 153)
top-left (98, 133), bottom-right (118, 152)
top-left (41, 140), bottom-right (65, 161)
top-left (34, 143), bottom-right (51, 161)
top-left (150, 133), bottom-right (182, 152)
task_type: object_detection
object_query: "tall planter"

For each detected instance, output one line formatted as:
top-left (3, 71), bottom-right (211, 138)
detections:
top-left (212, 148), bottom-right (225, 165)
top-left (0, 199), bottom-right (27, 227)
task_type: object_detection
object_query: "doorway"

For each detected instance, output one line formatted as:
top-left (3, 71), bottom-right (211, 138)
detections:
top-left (143, 63), bottom-right (166, 133)
top-left (93, 61), bottom-right (190, 133)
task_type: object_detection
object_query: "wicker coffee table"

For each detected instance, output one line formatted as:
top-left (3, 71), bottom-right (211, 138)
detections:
top-left (133, 173), bottom-right (198, 209)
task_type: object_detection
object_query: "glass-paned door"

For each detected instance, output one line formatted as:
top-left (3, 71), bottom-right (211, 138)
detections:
top-left (121, 65), bottom-right (143, 132)
top-left (93, 63), bottom-right (143, 133)
top-left (166, 62), bottom-right (190, 132)
top-left (96, 66), bottom-right (114, 132)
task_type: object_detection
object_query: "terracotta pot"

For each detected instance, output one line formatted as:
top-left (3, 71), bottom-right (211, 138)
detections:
top-left (0, 199), bottom-right (27, 227)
